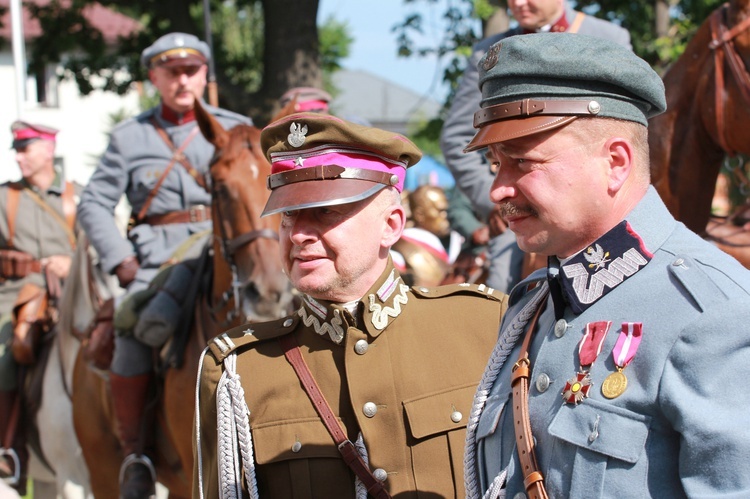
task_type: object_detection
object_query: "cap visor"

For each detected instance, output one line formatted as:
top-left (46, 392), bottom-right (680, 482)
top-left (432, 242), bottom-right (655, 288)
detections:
top-left (261, 178), bottom-right (386, 217)
top-left (11, 138), bottom-right (37, 150)
top-left (464, 115), bottom-right (579, 152)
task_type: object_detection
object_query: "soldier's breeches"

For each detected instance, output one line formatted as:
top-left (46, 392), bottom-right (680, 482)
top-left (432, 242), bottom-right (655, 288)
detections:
top-left (111, 334), bottom-right (153, 376)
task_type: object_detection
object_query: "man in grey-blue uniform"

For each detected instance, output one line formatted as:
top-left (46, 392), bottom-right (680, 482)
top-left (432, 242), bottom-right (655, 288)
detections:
top-left (440, 0), bottom-right (630, 293)
top-left (463, 33), bottom-right (750, 498)
top-left (77, 31), bottom-right (251, 498)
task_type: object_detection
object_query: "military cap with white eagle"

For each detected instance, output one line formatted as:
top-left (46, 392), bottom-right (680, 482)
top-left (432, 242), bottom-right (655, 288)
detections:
top-left (260, 113), bottom-right (422, 217)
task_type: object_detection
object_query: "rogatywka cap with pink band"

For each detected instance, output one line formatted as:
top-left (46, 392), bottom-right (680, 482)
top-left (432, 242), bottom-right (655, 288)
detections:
top-left (260, 112), bottom-right (422, 217)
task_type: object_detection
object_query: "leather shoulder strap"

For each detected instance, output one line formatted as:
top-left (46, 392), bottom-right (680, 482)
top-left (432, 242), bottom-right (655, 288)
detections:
top-left (278, 334), bottom-right (392, 499)
top-left (6, 184), bottom-right (21, 248)
top-left (567, 11), bottom-right (585, 34)
top-left (510, 291), bottom-right (550, 499)
top-left (149, 117), bottom-right (207, 191)
top-left (62, 181), bottom-right (77, 237)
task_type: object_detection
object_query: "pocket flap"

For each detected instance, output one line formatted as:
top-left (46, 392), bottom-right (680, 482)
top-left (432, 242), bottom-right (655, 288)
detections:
top-left (252, 418), bottom-right (341, 464)
top-left (548, 398), bottom-right (651, 464)
top-left (403, 383), bottom-right (477, 440)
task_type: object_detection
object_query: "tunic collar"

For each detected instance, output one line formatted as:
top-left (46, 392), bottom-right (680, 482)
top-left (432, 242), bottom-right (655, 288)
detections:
top-left (296, 260), bottom-right (410, 345)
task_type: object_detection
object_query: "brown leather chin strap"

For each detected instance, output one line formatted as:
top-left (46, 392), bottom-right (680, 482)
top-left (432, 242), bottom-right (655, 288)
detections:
top-left (510, 290), bottom-right (550, 499)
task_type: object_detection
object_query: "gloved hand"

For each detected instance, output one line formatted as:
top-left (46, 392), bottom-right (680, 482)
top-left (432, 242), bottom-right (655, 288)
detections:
top-left (114, 255), bottom-right (140, 289)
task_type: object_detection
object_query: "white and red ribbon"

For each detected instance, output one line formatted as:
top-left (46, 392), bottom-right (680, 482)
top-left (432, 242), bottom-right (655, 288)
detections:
top-left (613, 322), bottom-right (643, 368)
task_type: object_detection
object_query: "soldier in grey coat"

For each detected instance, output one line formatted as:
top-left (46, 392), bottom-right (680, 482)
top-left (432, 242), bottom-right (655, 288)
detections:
top-left (463, 32), bottom-right (750, 498)
top-left (440, 0), bottom-right (631, 293)
top-left (76, 32), bottom-right (251, 498)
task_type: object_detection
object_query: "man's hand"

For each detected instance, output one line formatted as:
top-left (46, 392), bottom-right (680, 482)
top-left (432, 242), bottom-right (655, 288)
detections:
top-left (41, 255), bottom-right (72, 280)
top-left (114, 255), bottom-right (140, 288)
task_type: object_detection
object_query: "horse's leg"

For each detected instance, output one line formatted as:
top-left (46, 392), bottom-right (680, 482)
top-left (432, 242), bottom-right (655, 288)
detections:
top-left (35, 333), bottom-right (94, 499)
top-left (72, 352), bottom-right (121, 498)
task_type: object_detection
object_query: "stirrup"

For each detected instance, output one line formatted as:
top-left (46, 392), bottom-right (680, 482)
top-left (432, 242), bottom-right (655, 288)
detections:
top-left (119, 453), bottom-right (156, 498)
top-left (0, 447), bottom-right (20, 486)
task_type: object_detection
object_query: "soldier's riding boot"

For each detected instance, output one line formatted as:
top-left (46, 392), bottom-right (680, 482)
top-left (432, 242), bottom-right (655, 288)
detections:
top-left (110, 372), bottom-right (156, 499)
top-left (0, 389), bottom-right (27, 495)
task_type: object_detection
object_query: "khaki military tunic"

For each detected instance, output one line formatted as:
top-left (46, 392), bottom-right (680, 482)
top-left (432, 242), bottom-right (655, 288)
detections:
top-left (194, 263), bottom-right (507, 498)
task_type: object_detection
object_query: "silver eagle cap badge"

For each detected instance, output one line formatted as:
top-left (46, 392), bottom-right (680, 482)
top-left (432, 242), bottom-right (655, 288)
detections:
top-left (288, 122), bottom-right (308, 148)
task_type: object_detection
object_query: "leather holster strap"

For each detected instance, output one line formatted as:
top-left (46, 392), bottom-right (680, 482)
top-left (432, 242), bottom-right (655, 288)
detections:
top-left (278, 334), bottom-right (392, 499)
top-left (510, 289), bottom-right (550, 499)
top-left (267, 165), bottom-right (398, 190)
top-left (473, 99), bottom-right (600, 128)
top-left (141, 205), bottom-right (212, 226)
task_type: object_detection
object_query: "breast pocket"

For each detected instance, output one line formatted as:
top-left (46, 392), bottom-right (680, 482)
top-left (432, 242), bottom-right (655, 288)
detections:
top-left (403, 383), bottom-right (477, 497)
top-left (547, 399), bottom-right (651, 498)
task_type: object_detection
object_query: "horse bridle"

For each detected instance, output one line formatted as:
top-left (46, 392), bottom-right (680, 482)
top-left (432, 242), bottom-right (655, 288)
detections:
top-left (208, 144), bottom-right (279, 325)
top-left (709, 3), bottom-right (750, 156)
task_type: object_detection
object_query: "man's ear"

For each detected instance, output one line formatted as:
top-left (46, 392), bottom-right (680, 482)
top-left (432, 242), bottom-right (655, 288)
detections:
top-left (382, 204), bottom-right (406, 249)
top-left (604, 137), bottom-right (635, 193)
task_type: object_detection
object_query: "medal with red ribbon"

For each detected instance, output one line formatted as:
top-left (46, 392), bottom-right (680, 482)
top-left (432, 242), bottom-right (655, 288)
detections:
top-left (563, 321), bottom-right (611, 404)
top-left (601, 322), bottom-right (643, 399)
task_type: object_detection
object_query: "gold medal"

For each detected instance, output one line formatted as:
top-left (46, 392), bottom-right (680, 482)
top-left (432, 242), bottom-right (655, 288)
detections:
top-left (601, 370), bottom-right (628, 399)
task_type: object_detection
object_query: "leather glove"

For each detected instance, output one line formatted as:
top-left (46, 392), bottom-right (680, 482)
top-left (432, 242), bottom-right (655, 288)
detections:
top-left (114, 256), bottom-right (140, 289)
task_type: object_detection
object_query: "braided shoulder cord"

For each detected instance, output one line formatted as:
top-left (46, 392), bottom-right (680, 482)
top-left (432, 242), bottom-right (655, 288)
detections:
top-left (354, 432), bottom-right (369, 499)
top-left (217, 353), bottom-right (260, 499)
top-left (195, 347), bottom-right (209, 499)
top-left (464, 281), bottom-right (549, 499)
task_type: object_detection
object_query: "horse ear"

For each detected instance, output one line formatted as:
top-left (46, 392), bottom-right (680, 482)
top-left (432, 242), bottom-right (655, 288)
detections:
top-left (194, 97), bottom-right (230, 149)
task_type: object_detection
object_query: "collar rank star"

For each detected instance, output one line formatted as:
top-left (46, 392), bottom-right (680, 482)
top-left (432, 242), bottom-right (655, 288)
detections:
top-left (560, 221), bottom-right (653, 314)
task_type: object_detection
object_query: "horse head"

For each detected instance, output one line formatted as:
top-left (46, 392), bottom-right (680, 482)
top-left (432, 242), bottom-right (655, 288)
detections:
top-left (194, 99), bottom-right (294, 324)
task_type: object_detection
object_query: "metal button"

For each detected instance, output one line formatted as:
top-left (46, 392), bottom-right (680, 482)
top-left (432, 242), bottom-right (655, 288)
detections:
top-left (363, 402), bottom-right (378, 418)
top-left (587, 100), bottom-right (601, 115)
top-left (535, 373), bottom-right (550, 393)
top-left (418, 287), bottom-right (429, 293)
top-left (554, 319), bottom-right (569, 338)
top-left (588, 430), bottom-right (599, 443)
top-left (283, 318), bottom-right (293, 327)
top-left (672, 258), bottom-right (685, 266)
top-left (513, 493), bottom-right (527, 499)
top-left (354, 339), bottom-right (369, 355)
top-left (291, 441), bottom-right (302, 453)
top-left (450, 411), bottom-right (463, 423)
top-left (373, 468), bottom-right (388, 482)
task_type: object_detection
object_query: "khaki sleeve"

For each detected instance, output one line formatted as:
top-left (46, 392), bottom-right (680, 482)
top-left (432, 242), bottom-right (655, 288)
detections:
top-left (193, 349), bottom-right (223, 499)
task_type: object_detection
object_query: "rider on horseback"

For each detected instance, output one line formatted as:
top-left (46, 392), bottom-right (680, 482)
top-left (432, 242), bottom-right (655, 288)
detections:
top-left (76, 32), bottom-right (251, 499)
top-left (0, 121), bottom-right (79, 495)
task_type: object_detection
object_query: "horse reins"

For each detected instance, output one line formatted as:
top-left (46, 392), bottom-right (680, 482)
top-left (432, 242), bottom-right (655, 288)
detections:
top-left (710, 3), bottom-right (750, 156)
top-left (208, 144), bottom-right (279, 326)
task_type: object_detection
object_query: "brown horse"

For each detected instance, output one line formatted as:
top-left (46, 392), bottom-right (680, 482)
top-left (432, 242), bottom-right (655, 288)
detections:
top-left (71, 101), bottom-right (295, 498)
top-left (650, 0), bottom-right (750, 235)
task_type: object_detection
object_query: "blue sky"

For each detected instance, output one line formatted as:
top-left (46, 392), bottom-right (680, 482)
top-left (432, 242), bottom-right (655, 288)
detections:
top-left (317, 0), bottom-right (459, 103)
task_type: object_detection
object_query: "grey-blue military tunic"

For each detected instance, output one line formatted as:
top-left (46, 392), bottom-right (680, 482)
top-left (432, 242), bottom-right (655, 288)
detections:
top-left (470, 187), bottom-right (750, 497)
top-left (77, 102), bottom-right (252, 286)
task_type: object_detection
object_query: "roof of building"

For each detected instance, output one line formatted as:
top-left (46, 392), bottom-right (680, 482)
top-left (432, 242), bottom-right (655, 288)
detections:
top-left (0, 0), bottom-right (140, 44)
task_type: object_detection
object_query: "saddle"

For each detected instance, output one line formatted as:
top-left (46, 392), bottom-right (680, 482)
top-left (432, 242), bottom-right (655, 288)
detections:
top-left (11, 283), bottom-right (52, 366)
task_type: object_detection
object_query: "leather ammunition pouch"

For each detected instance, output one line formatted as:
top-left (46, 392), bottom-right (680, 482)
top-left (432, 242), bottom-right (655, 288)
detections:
top-left (0, 250), bottom-right (41, 280)
top-left (11, 283), bottom-right (50, 365)
top-left (84, 298), bottom-right (115, 370)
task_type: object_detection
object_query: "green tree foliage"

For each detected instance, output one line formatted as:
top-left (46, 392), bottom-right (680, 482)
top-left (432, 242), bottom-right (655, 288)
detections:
top-left (9, 0), bottom-right (351, 123)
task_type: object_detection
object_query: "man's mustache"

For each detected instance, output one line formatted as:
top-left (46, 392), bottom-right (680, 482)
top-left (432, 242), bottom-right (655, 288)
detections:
top-left (499, 202), bottom-right (537, 220)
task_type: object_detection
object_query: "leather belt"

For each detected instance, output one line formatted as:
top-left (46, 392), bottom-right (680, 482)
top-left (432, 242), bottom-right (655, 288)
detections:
top-left (0, 249), bottom-right (42, 279)
top-left (278, 334), bottom-right (392, 499)
top-left (141, 205), bottom-right (212, 226)
top-left (267, 165), bottom-right (398, 190)
top-left (510, 289), bottom-right (550, 499)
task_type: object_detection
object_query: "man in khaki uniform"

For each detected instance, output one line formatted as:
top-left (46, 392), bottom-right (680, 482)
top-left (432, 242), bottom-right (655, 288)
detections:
top-left (0, 121), bottom-right (77, 494)
top-left (194, 113), bottom-right (507, 498)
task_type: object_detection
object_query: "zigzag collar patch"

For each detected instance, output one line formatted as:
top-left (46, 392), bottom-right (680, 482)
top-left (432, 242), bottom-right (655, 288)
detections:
top-left (559, 221), bottom-right (653, 314)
